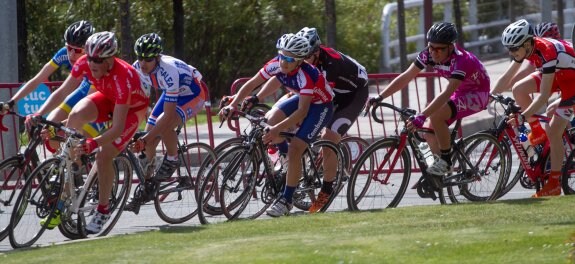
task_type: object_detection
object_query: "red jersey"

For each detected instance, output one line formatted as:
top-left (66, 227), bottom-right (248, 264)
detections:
top-left (71, 56), bottom-right (149, 109)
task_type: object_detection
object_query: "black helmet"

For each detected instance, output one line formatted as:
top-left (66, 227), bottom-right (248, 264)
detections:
top-left (134, 33), bottom-right (163, 58)
top-left (426, 22), bottom-right (458, 44)
top-left (64, 20), bottom-right (95, 47)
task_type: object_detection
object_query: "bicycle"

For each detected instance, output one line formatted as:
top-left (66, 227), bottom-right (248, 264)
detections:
top-left (8, 116), bottom-right (131, 248)
top-left (346, 102), bottom-right (506, 211)
top-left (488, 95), bottom-right (575, 197)
top-left (0, 104), bottom-right (60, 241)
top-left (196, 109), bottom-right (344, 224)
top-left (123, 126), bottom-right (216, 224)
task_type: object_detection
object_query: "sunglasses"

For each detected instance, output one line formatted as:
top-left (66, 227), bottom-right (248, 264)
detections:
top-left (87, 56), bottom-right (106, 64)
top-left (138, 57), bottom-right (156, 63)
top-left (507, 46), bottom-right (522, 52)
top-left (66, 45), bottom-right (84, 53)
top-left (278, 52), bottom-right (301, 63)
top-left (427, 45), bottom-right (449, 52)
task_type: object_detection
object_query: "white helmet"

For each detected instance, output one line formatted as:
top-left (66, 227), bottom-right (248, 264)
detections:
top-left (85, 31), bottom-right (118, 58)
top-left (276, 33), bottom-right (311, 58)
top-left (501, 19), bottom-right (533, 47)
top-left (295, 27), bottom-right (321, 54)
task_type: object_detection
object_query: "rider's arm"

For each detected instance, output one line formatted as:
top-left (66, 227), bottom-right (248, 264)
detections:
top-left (420, 78), bottom-right (460, 117)
top-left (92, 104), bottom-right (130, 146)
top-left (229, 73), bottom-right (267, 106)
top-left (255, 77), bottom-right (282, 101)
top-left (377, 63), bottom-right (421, 99)
top-left (11, 62), bottom-right (57, 103)
top-left (274, 95), bottom-right (312, 131)
top-left (35, 74), bottom-right (83, 116)
top-left (490, 60), bottom-right (522, 94)
top-left (522, 72), bottom-right (555, 119)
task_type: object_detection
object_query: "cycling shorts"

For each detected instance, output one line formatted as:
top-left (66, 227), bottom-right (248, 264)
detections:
top-left (275, 94), bottom-right (334, 144)
top-left (86, 91), bottom-right (147, 151)
top-left (446, 91), bottom-right (489, 125)
top-left (147, 87), bottom-right (207, 126)
top-left (58, 79), bottom-right (106, 137)
top-left (328, 84), bottom-right (368, 136)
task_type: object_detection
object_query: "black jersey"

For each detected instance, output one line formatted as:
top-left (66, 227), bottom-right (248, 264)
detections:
top-left (314, 46), bottom-right (368, 95)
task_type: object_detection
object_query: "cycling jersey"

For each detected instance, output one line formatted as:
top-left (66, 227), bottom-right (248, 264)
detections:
top-left (259, 58), bottom-right (334, 104)
top-left (49, 47), bottom-right (73, 71)
top-left (313, 46), bottom-right (368, 94)
top-left (71, 56), bottom-right (149, 110)
top-left (414, 44), bottom-right (490, 93)
top-left (133, 55), bottom-right (203, 102)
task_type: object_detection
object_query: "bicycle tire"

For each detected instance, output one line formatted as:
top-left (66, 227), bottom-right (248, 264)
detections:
top-left (445, 132), bottom-right (506, 203)
top-left (493, 136), bottom-right (521, 198)
top-left (0, 156), bottom-right (33, 242)
top-left (293, 140), bottom-right (344, 212)
top-left (9, 157), bottom-right (62, 248)
top-left (77, 154), bottom-right (132, 237)
top-left (219, 146), bottom-right (260, 220)
top-left (346, 137), bottom-right (411, 211)
top-left (561, 149), bottom-right (575, 195)
top-left (155, 142), bottom-right (215, 224)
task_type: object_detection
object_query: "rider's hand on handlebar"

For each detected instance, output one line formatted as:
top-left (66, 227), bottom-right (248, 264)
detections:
top-left (507, 113), bottom-right (525, 128)
top-left (75, 138), bottom-right (99, 156)
top-left (241, 95), bottom-right (259, 112)
top-left (363, 95), bottom-right (383, 116)
top-left (130, 138), bottom-right (146, 153)
top-left (218, 104), bottom-right (237, 122)
top-left (406, 113), bottom-right (426, 132)
top-left (0, 100), bottom-right (12, 115)
top-left (262, 125), bottom-right (281, 145)
top-left (218, 95), bottom-right (234, 109)
top-left (24, 113), bottom-right (41, 132)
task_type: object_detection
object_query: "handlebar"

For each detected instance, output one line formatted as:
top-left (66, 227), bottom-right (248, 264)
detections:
top-left (370, 102), bottom-right (416, 124)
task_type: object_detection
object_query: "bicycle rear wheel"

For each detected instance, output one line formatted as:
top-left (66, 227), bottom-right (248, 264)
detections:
top-left (9, 157), bottom-right (62, 248)
top-left (346, 138), bottom-right (411, 211)
top-left (561, 150), bottom-right (575, 195)
top-left (0, 156), bottom-right (33, 242)
top-left (445, 133), bottom-right (506, 203)
top-left (77, 154), bottom-right (132, 237)
top-left (155, 142), bottom-right (215, 224)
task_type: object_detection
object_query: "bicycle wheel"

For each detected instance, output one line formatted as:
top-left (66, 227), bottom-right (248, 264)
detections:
top-left (155, 142), bottom-right (215, 224)
top-left (562, 150), bottom-right (575, 195)
top-left (346, 138), bottom-right (411, 211)
top-left (219, 146), bottom-right (260, 220)
top-left (328, 136), bottom-right (370, 212)
top-left (0, 156), bottom-right (34, 242)
top-left (77, 154), bottom-right (132, 237)
top-left (292, 140), bottom-right (344, 212)
top-left (9, 157), bottom-right (62, 248)
top-left (194, 137), bottom-right (243, 199)
top-left (445, 133), bottom-right (506, 203)
top-left (493, 136), bottom-right (522, 198)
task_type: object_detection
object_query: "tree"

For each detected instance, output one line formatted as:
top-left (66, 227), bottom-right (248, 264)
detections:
top-left (325, 0), bottom-right (336, 48)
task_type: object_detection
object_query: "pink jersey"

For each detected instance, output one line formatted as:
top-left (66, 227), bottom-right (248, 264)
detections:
top-left (259, 57), bottom-right (334, 104)
top-left (415, 44), bottom-right (490, 94)
top-left (71, 56), bottom-right (149, 109)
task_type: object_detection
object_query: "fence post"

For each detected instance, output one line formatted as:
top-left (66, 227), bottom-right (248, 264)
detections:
top-left (0, 1), bottom-right (19, 159)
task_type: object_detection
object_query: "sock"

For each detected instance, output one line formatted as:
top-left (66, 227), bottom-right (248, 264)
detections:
top-left (166, 155), bottom-right (178, 162)
top-left (97, 204), bottom-right (110, 214)
top-left (277, 141), bottom-right (288, 156)
top-left (282, 185), bottom-right (296, 204)
top-left (440, 148), bottom-right (452, 166)
top-left (321, 180), bottom-right (334, 194)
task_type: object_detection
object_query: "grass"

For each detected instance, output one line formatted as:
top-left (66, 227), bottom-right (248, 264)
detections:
top-left (2, 197), bottom-right (575, 263)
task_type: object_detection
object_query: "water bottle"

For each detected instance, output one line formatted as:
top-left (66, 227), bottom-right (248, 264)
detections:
top-left (267, 145), bottom-right (280, 166)
top-left (519, 132), bottom-right (535, 159)
top-left (418, 142), bottom-right (435, 167)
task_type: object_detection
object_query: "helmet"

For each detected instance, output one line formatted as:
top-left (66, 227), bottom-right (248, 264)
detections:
top-left (85, 31), bottom-right (118, 58)
top-left (134, 33), bottom-right (164, 58)
top-left (295, 27), bottom-right (321, 54)
top-left (501, 19), bottom-right (534, 47)
top-left (426, 22), bottom-right (458, 44)
top-left (64, 20), bottom-right (95, 47)
top-left (276, 33), bottom-right (311, 58)
top-left (534, 22), bottom-right (561, 39)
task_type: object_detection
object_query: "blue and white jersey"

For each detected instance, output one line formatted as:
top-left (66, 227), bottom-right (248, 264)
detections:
top-left (49, 47), bottom-right (72, 71)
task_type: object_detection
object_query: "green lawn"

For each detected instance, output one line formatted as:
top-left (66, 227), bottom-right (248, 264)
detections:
top-left (3, 196), bottom-right (575, 263)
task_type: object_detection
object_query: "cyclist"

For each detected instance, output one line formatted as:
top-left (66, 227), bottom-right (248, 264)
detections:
top-left (124, 33), bottom-right (206, 211)
top-left (502, 19), bottom-right (575, 197)
top-left (491, 21), bottom-right (564, 145)
top-left (219, 33), bottom-right (334, 217)
top-left (368, 22), bottom-right (490, 176)
top-left (28, 32), bottom-right (150, 233)
top-left (294, 27), bottom-right (368, 213)
top-left (5, 21), bottom-right (104, 151)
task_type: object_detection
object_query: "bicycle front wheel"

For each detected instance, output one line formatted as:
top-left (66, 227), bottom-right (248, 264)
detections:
top-left (155, 142), bottom-right (215, 224)
top-left (445, 133), bottom-right (506, 203)
top-left (0, 156), bottom-right (33, 242)
top-left (219, 146), bottom-right (260, 220)
top-left (346, 138), bottom-right (411, 211)
top-left (9, 157), bottom-right (62, 248)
